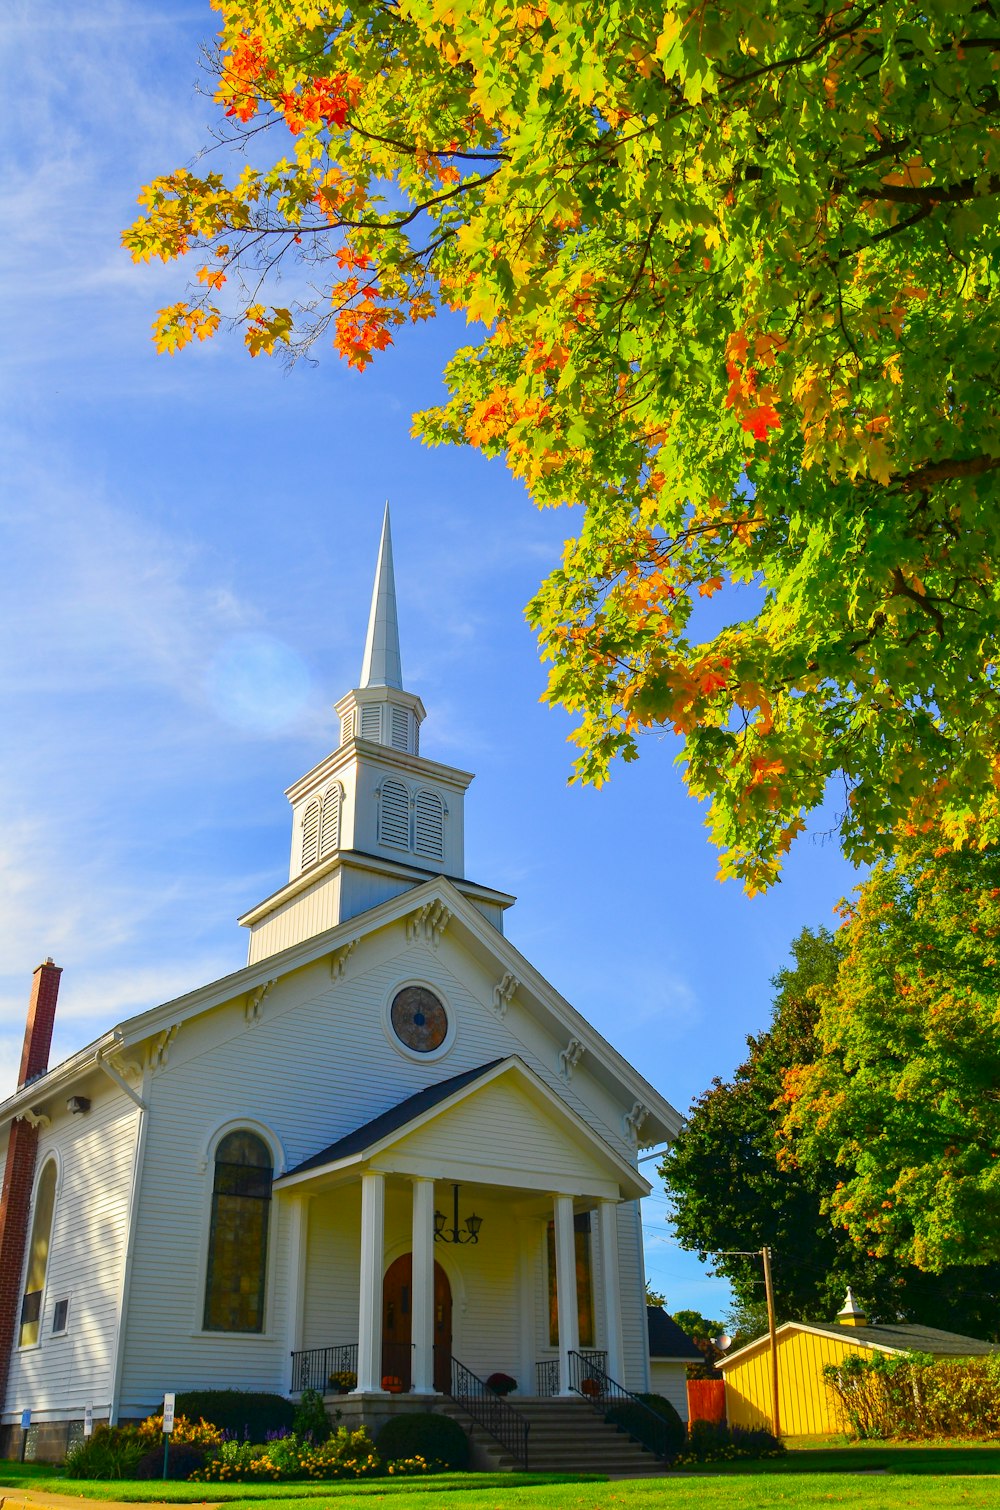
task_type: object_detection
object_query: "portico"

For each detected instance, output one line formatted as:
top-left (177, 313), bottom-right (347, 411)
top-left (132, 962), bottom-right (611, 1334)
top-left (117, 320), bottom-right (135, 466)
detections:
top-left (275, 1056), bottom-right (648, 1407)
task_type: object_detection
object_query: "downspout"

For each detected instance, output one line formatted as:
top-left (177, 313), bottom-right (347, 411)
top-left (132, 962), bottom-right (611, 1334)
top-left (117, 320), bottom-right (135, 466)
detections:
top-left (97, 1050), bottom-right (149, 1426)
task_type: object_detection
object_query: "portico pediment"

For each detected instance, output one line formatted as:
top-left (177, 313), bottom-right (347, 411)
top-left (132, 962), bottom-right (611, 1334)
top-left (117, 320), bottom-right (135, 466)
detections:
top-left (273, 1055), bottom-right (649, 1202)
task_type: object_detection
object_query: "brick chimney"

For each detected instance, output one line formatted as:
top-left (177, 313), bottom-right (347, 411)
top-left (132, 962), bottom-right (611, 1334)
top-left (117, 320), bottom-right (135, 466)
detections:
top-left (0, 960), bottom-right (63, 1414)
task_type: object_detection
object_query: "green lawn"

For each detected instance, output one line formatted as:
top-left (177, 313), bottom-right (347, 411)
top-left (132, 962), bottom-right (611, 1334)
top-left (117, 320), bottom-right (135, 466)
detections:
top-left (3, 1443), bottom-right (999, 1510)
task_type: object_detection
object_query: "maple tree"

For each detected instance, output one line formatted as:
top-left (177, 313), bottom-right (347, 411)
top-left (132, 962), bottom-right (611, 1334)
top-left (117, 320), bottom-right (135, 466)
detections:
top-left (663, 927), bottom-right (1000, 1329)
top-left (124, 1), bottom-right (1000, 889)
top-left (780, 823), bottom-right (1000, 1274)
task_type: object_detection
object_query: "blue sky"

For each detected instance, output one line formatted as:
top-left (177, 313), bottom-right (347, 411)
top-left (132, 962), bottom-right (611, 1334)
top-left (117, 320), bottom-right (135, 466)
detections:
top-left (1, 0), bottom-right (861, 1321)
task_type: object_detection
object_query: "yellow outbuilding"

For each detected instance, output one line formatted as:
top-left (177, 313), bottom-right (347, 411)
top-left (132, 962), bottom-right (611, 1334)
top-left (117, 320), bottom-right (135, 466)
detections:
top-left (718, 1290), bottom-right (1000, 1437)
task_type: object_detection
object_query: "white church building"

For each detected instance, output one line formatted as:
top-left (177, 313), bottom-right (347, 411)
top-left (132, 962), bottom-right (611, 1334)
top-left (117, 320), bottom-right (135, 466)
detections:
top-left (0, 511), bottom-right (683, 1465)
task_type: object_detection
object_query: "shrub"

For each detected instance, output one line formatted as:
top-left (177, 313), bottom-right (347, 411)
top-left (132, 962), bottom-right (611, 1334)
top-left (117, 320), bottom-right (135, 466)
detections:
top-left (678, 1419), bottom-right (784, 1463)
top-left (134, 1444), bottom-right (207, 1480)
top-left (189, 1427), bottom-right (380, 1483)
top-left (376, 1412), bottom-right (469, 1471)
top-left (823, 1351), bottom-right (1000, 1440)
top-left (292, 1388), bottom-right (332, 1444)
top-left (173, 1389), bottom-right (295, 1440)
top-left (64, 1428), bottom-right (146, 1480)
top-left (138, 1414), bottom-right (224, 1449)
top-left (486, 1373), bottom-right (517, 1396)
top-left (604, 1393), bottom-right (686, 1462)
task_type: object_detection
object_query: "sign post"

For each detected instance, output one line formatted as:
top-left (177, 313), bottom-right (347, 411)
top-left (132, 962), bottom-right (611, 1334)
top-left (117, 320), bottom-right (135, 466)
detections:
top-left (84, 1404), bottom-right (94, 1438)
top-left (162, 1392), bottom-right (175, 1480)
top-left (19, 1409), bottom-right (30, 1464)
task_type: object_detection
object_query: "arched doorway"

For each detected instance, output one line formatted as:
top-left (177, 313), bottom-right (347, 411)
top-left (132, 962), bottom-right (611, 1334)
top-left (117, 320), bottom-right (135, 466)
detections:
top-left (382, 1253), bottom-right (452, 1392)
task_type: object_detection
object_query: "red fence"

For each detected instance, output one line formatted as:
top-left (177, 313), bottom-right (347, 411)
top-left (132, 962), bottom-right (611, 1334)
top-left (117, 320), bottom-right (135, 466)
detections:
top-left (687, 1378), bottom-right (726, 1424)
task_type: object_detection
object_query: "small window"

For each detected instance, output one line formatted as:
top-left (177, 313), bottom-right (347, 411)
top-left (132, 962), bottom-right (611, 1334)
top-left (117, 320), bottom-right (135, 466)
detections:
top-left (203, 1131), bottom-right (273, 1333)
top-left (51, 1298), bottom-right (69, 1335)
top-left (413, 789), bottom-right (445, 862)
top-left (390, 706), bottom-right (410, 753)
top-left (360, 704), bottom-right (382, 742)
top-left (319, 785), bottom-right (341, 857)
top-left (20, 1159), bottom-right (57, 1347)
top-left (300, 800), bottom-right (320, 870)
top-left (379, 779), bottom-right (410, 849)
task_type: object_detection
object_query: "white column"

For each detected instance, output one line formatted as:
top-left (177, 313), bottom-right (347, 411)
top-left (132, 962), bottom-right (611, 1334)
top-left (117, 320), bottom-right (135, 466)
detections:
top-left (284, 1195), bottom-right (308, 1391)
top-left (411, 1177), bottom-right (435, 1393)
top-left (356, 1171), bottom-right (385, 1392)
top-left (553, 1194), bottom-right (580, 1396)
top-left (598, 1199), bottom-right (625, 1382)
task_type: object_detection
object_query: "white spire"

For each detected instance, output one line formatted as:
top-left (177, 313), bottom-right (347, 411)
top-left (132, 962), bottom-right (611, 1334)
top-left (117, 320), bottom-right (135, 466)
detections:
top-left (360, 502), bottom-right (403, 690)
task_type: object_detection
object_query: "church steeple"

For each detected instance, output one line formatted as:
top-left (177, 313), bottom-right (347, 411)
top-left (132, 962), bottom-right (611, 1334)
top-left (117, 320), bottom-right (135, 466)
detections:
top-left (238, 509), bottom-right (516, 962)
top-left (359, 503), bottom-right (403, 691)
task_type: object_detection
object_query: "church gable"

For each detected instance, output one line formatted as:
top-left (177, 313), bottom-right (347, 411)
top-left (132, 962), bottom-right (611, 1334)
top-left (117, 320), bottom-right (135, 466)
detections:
top-left (379, 1072), bottom-right (637, 1199)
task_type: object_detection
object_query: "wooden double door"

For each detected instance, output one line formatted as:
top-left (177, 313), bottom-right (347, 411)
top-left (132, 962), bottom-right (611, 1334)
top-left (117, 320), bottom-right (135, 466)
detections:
top-left (382, 1253), bottom-right (452, 1392)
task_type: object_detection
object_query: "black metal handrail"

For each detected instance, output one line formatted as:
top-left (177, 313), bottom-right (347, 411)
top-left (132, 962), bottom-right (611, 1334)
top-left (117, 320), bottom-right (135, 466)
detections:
top-left (535, 1350), bottom-right (607, 1396)
top-left (568, 1350), bottom-right (670, 1460)
top-left (291, 1342), bottom-right (358, 1394)
top-left (443, 1350), bottom-right (530, 1470)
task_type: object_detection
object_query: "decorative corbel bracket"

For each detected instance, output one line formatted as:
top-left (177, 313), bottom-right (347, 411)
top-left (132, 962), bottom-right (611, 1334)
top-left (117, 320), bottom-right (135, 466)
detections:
top-left (22, 1106), bottom-right (51, 1129)
top-left (623, 1100), bottom-right (650, 1144)
top-left (491, 973), bottom-right (519, 1017)
top-left (405, 900), bottom-right (452, 947)
top-left (150, 1023), bottom-right (179, 1070)
top-left (330, 938), bottom-right (360, 981)
top-left (559, 1037), bottom-right (586, 1081)
top-left (245, 979), bottom-right (277, 1026)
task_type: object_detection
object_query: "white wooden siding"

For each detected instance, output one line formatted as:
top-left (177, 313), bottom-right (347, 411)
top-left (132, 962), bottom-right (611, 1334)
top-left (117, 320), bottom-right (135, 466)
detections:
top-left (649, 1360), bottom-right (689, 1419)
top-left (114, 921), bottom-right (650, 1412)
top-left (2, 1085), bottom-right (139, 1425)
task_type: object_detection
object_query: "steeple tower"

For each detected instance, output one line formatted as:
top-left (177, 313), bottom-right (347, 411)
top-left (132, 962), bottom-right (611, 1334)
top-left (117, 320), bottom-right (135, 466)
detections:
top-left (239, 510), bottom-right (515, 964)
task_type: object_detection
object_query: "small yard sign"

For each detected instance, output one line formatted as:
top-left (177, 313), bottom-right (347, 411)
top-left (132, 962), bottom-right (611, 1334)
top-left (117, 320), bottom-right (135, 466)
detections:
top-left (84, 1403), bottom-right (93, 1437)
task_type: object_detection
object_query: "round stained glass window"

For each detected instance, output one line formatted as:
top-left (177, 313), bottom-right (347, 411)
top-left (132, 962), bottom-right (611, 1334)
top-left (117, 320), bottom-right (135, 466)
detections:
top-left (390, 985), bottom-right (448, 1053)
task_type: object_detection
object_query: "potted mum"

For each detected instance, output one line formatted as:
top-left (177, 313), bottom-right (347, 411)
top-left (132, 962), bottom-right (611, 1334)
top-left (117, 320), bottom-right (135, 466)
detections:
top-left (328, 1370), bottom-right (357, 1394)
top-left (486, 1373), bottom-right (517, 1396)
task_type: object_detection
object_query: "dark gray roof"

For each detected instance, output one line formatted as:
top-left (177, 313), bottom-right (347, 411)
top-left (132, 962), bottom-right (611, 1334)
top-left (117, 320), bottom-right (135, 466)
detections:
top-left (646, 1307), bottom-right (704, 1362)
top-left (799, 1320), bottom-right (1000, 1357)
top-left (282, 1058), bottom-right (507, 1177)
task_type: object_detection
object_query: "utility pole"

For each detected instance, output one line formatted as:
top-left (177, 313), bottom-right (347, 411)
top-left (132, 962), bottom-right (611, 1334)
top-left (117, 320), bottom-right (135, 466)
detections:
top-left (761, 1245), bottom-right (780, 1439)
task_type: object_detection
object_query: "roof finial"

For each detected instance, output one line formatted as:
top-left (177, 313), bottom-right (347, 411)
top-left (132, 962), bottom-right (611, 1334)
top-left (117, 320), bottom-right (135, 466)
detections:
top-left (360, 502), bottom-right (403, 690)
top-left (836, 1287), bottom-right (867, 1328)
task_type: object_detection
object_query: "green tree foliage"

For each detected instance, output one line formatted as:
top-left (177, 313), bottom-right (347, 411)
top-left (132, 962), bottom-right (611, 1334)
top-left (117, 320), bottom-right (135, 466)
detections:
top-left (782, 826), bottom-right (1000, 1273)
top-left (662, 927), bottom-right (1000, 1333)
top-left (124, 1), bottom-right (1000, 890)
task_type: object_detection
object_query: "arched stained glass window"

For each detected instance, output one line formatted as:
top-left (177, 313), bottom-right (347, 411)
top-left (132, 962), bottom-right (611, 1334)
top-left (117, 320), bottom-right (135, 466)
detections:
top-left (203, 1131), bottom-right (273, 1334)
top-left (19, 1159), bottom-right (57, 1347)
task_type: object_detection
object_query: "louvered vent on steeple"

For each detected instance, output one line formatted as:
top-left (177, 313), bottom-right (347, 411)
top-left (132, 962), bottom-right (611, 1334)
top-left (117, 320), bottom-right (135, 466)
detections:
top-left (340, 708), bottom-right (355, 745)
top-left (413, 789), bottom-right (445, 863)
top-left (390, 705), bottom-right (410, 752)
top-left (360, 704), bottom-right (382, 742)
top-left (300, 799), bottom-right (320, 869)
top-left (319, 785), bottom-right (341, 857)
top-left (379, 778), bottom-right (410, 849)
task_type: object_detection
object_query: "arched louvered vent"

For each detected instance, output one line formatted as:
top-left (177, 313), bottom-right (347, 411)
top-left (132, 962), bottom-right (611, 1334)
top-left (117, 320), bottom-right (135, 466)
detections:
top-left (300, 799), bottom-right (321, 870)
top-left (390, 705), bottom-right (410, 752)
top-left (379, 778), bottom-right (410, 849)
top-left (414, 789), bottom-right (445, 863)
top-left (340, 708), bottom-right (356, 745)
top-left (360, 704), bottom-right (382, 742)
top-left (320, 785), bottom-right (341, 857)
